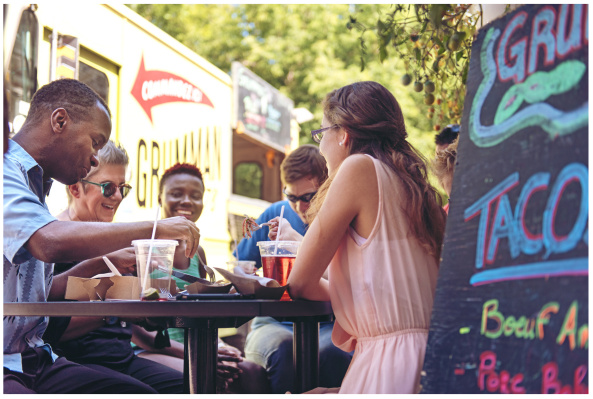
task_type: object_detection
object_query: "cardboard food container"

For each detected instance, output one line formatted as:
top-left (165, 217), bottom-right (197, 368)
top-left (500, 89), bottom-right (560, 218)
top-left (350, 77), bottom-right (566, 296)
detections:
top-left (64, 275), bottom-right (177, 301)
top-left (214, 267), bottom-right (287, 300)
top-left (184, 278), bottom-right (232, 294)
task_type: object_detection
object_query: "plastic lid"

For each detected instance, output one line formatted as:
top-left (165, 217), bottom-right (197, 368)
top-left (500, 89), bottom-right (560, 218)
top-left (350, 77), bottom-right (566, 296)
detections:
top-left (256, 241), bottom-right (300, 246)
top-left (131, 239), bottom-right (179, 246)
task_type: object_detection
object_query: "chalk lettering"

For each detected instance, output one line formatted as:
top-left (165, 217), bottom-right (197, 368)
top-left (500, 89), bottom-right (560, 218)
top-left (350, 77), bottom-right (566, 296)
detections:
top-left (514, 172), bottom-right (549, 255)
top-left (470, 25), bottom-right (588, 147)
top-left (465, 163), bottom-right (588, 285)
top-left (497, 6), bottom-right (586, 84)
top-left (542, 163), bottom-right (588, 258)
top-left (497, 12), bottom-right (528, 83)
top-left (541, 362), bottom-right (588, 394)
top-left (480, 299), bottom-right (556, 340)
top-left (556, 300), bottom-right (588, 350)
top-left (528, 6), bottom-right (557, 75)
top-left (478, 351), bottom-right (525, 393)
top-left (537, 302), bottom-right (559, 339)
top-left (464, 173), bottom-right (519, 270)
top-left (557, 5), bottom-right (584, 57)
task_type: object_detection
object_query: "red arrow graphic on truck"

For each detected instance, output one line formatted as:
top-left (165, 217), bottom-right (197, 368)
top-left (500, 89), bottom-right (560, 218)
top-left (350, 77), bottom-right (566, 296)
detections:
top-left (131, 55), bottom-right (214, 123)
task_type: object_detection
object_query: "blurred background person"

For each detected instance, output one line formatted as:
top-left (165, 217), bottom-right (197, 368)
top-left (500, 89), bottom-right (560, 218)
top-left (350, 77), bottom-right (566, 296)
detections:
top-left (287, 81), bottom-right (446, 393)
top-left (43, 140), bottom-right (185, 393)
top-left (235, 145), bottom-right (353, 394)
top-left (132, 162), bottom-right (269, 394)
top-left (434, 123), bottom-right (459, 152)
top-left (432, 125), bottom-right (459, 214)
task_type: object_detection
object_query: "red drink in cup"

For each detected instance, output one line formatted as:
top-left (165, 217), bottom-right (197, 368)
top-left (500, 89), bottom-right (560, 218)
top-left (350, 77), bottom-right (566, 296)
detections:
top-left (257, 241), bottom-right (301, 301)
top-left (261, 255), bottom-right (296, 301)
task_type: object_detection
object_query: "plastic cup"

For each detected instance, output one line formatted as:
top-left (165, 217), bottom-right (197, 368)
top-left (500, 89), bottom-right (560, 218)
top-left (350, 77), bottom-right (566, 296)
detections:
top-left (256, 241), bottom-right (300, 301)
top-left (226, 260), bottom-right (257, 275)
top-left (132, 239), bottom-right (179, 300)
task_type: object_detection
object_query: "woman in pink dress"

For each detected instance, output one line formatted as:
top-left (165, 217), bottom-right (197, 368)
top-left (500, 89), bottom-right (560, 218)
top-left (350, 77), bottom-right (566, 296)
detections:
top-left (287, 81), bottom-right (446, 394)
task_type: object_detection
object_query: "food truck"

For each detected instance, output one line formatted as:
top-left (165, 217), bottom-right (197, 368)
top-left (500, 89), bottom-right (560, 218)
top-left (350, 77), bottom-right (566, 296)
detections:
top-left (4, 3), bottom-right (299, 267)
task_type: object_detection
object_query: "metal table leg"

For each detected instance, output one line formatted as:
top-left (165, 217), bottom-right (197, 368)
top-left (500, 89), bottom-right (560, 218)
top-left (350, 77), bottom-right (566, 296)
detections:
top-left (186, 325), bottom-right (218, 393)
top-left (293, 320), bottom-right (320, 393)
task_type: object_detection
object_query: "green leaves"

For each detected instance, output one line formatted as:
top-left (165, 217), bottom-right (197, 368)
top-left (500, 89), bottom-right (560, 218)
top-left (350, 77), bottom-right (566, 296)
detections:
top-left (341, 4), bottom-right (481, 129)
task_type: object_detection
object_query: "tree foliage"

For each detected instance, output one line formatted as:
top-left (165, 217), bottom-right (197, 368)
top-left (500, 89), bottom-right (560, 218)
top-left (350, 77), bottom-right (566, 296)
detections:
top-left (348, 4), bottom-right (482, 130)
top-left (127, 4), bottom-right (441, 159)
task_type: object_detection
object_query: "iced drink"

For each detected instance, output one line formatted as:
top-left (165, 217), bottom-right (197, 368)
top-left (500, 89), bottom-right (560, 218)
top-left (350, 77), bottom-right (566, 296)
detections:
top-left (261, 255), bottom-right (296, 301)
top-left (257, 241), bottom-right (300, 301)
top-left (132, 239), bottom-right (179, 300)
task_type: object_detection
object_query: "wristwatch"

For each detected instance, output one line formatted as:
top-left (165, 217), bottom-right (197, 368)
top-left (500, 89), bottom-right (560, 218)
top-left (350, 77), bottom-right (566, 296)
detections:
top-left (104, 316), bottom-right (119, 326)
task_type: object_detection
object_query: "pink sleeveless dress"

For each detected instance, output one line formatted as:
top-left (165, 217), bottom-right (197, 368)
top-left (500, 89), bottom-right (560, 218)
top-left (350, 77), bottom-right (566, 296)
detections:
top-left (329, 156), bottom-right (439, 394)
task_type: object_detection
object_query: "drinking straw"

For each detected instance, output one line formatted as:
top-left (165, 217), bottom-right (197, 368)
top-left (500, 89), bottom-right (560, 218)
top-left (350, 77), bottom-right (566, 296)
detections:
top-left (234, 239), bottom-right (239, 261)
top-left (143, 206), bottom-right (160, 291)
top-left (273, 205), bottom-right (285, 256)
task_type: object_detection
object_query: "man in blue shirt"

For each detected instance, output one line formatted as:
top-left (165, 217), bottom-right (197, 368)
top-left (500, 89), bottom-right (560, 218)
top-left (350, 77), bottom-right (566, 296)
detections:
top-left (3, 79), bottom-right (200, 393)
top-left (235, 145), bottom-right (353, 393)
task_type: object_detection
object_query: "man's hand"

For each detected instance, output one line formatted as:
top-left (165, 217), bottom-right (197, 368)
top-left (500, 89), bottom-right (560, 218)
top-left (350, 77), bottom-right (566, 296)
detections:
top-left (155, 217), bottom-right (200, 258)
top-left (268, 217), bottom-right (303, 242)
top-left (105, 247), bottom-right (137, 275)
top-left (217, 345), bottom-right (243, 392)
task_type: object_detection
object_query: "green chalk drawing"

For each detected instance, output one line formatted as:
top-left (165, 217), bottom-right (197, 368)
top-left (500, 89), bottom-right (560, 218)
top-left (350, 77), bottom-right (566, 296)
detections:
top-left (469, 28), bottom-right (588, 148)
top-left (459, 327), bottom-right (471, 334)
top-left (495, 61), bottom-right (586, 124)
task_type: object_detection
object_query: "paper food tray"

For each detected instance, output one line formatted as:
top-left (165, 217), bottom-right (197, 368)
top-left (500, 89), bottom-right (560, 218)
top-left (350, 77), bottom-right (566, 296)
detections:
top-left (214, 267), bottom-right (286, 300)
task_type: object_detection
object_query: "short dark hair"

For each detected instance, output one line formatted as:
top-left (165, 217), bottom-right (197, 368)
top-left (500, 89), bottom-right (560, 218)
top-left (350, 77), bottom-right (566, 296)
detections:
top-left (435, 124), bottom-right (460, 146)
top-left (23, 78), bottom-right (110, 128)
top-left (280, 144), bottom-right (328, 186)
top-left (159, 163), bottom-right (204, 197)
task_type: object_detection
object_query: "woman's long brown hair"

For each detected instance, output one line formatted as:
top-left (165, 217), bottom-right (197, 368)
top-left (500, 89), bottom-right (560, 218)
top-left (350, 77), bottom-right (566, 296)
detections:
top-left (306, 81), bottom-right (446, 261)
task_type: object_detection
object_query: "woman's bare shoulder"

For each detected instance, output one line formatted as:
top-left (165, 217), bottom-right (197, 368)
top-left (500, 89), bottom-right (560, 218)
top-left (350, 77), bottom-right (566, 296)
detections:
top-left (335, 154), bottom-right (376, 182)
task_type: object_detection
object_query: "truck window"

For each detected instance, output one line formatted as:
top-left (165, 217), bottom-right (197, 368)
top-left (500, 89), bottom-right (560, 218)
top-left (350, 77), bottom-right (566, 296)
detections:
top-left (79, 62), bottom-right (109, 102)
top-left (7, 8), bottom-right (38, 133)
top-left (234, 162), bottom-right (263, 199)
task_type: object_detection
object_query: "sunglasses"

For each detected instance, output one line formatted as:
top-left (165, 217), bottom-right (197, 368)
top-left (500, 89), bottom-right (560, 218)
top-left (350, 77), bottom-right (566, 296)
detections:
top-left (283, 189), bottom-right (317, 203)
top-left (82, 180), bottom-right (132, 198)
top-left (311, 124), bottom-right (339, 144)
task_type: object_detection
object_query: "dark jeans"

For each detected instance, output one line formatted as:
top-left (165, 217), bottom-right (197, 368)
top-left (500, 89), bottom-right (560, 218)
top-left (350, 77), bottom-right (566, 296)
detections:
top-left (83, 355), bottom-right (184, 394)
top-left (4, 347), bottom-right (156, 394)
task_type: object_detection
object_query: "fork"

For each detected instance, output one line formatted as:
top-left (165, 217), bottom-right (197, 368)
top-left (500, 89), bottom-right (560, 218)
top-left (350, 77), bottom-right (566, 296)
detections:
top-left (243, 214), bottom-right (271, 233)
top-left (158, 287), bottom-right (174, 299)
top-left (247, 222), bottom-right (271, 232)
top-left (203, 264), bottom-right (216, 283)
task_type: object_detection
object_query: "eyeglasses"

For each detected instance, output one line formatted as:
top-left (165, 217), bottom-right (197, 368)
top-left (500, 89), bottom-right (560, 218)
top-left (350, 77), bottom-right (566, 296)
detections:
top-left (311, 124), bottom-right (338, 144)
top-left (82, 180), bottom-right (132, 198)
top-left (283, 189), bottom-right (317, 203)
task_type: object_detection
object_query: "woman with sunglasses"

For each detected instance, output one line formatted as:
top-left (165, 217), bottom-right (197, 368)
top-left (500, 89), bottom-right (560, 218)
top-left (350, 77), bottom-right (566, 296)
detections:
top-left (286, 81), bottom-right (446, 394)
top-left (44, 141), bottom-right (185, 393)
top-left (55, 142), bottom-right (131, 224)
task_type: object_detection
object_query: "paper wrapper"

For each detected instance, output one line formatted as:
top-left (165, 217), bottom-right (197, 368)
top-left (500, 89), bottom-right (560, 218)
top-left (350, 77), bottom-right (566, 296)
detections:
top-left (184, 277), bottom-right (232, 294)
top-left (214, 267), bottom-right (287, 300)
top-left (65, 275), bottom-right (143, 301)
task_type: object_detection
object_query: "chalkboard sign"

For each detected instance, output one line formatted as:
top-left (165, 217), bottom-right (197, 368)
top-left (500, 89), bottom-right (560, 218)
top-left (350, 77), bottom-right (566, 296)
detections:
top-left (421, 4), bottom-right (588, 394)
top-left (232, 62), bottom-right (294, 152)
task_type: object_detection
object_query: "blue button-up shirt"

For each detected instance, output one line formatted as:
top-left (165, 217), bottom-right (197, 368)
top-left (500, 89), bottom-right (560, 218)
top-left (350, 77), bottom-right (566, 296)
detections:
top-left (4, 140), bottom-right (57, 369)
